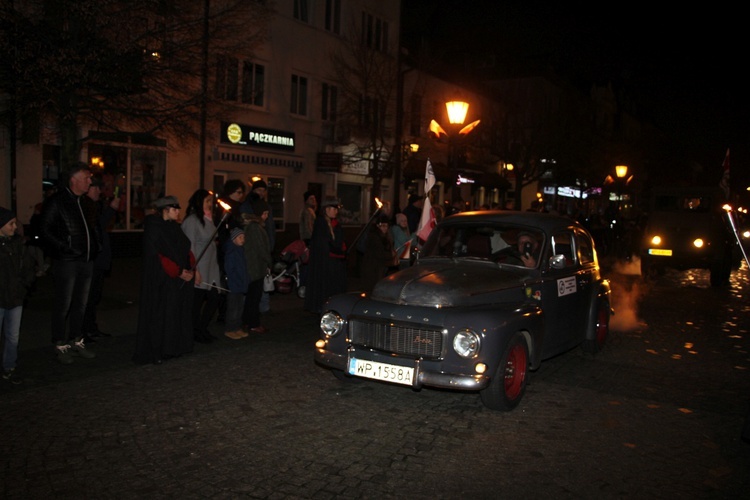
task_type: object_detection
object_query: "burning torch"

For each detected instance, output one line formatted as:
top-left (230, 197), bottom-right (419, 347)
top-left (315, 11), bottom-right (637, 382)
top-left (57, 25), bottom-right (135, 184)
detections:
top-left (347, 197), bottom-right (384, 255)
top-left (723, 204), bottom-right (750, 269)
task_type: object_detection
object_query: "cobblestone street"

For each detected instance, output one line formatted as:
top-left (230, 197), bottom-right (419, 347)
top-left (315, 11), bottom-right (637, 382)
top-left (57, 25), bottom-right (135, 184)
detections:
top-left (1, 258), bottom-right (749, 498)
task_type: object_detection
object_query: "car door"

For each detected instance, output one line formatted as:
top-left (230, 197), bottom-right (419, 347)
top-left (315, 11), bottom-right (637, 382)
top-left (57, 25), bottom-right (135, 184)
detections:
top-left (540, 229), bottom-right (592, 356)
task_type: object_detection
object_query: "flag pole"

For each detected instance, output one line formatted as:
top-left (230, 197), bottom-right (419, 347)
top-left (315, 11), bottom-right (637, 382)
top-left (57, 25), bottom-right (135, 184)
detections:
top-left (723, 205), bottom-right (750, 269)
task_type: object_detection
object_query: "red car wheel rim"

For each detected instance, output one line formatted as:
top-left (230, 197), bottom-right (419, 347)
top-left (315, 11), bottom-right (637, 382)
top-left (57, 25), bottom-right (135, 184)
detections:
top-left (504, 343), bottom-right (527, 400)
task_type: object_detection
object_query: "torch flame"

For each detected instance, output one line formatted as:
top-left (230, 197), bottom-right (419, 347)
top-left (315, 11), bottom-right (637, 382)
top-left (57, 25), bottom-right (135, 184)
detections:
top-left (218, 199), bottom-right (232, 211)
top-left (375, 197), bottom-right (383, 209)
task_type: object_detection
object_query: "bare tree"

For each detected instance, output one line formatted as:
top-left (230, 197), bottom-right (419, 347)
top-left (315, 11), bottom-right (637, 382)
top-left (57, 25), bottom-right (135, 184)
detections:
top-left (0, 0), bottom-right (271, 169)
top-left (328, 16), bottom-right (399, 214)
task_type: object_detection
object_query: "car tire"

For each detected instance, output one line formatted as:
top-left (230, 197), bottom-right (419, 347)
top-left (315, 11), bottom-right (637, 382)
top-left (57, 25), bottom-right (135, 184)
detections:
top-left (583, 299), bottom-right (610, 353)
top-left (480, 333), bottom-right (529, 411)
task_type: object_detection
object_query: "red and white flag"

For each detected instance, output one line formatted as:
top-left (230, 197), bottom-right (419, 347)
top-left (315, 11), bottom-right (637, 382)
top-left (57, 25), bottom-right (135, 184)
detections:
top-left (719, 148), bottom-right (730, 198)
top-left (416, 159), bottom-right (437, 242)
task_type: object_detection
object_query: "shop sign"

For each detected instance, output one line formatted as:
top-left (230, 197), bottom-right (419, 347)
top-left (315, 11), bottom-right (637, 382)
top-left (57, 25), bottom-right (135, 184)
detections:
top-left (220, 122), bottom-right (295, 152)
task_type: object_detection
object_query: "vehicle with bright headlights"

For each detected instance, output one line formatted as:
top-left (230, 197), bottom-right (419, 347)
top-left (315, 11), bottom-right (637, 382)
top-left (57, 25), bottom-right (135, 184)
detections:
top-left (639, 187), bottom-right (737, 286)
top-left (314, 211), bottom-right (612, 411)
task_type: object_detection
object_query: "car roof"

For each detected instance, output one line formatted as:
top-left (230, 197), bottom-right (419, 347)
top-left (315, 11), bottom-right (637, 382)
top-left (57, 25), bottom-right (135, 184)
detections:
top-left (440, 210), bottom-right (583, 234)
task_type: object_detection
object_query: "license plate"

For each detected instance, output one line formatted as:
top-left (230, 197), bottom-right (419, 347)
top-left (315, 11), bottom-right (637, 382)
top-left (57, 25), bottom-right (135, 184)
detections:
top-left (348, 358), bottom-right (415, 386)
top-left (648, 248), bottom-right (672, 256)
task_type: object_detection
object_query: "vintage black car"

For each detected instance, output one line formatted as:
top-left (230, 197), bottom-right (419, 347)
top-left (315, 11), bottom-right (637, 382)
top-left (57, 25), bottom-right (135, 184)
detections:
top-left (314, 211), bottom-right (613, 411)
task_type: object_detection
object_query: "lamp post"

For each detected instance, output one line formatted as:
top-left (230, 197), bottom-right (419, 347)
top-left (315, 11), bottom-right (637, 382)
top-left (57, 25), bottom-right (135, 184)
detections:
top-left (429, 100), bottom-right (480, 202)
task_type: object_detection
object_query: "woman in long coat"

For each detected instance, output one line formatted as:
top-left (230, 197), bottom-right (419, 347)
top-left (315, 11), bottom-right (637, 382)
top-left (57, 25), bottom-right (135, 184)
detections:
top-left (182, 189), bottom-right (222, 343)
top-left (133, 196), bottom-right (196, 364)
top-left (304, 197), bottom-right (347, 314)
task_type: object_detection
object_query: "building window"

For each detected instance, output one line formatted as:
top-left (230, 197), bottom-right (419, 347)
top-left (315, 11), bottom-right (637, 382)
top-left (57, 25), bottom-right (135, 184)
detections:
top-left (87, 133), bottom-right (167, 231)
top-left (242, 61), bottom-right (265, 107)
top-left (216, 55), bottom-right (238, 101)
top-left (291, 74), bottom-right (308, 116)
top-left (361, 12), bottom-right (389, 53)
top-left (293, 0), bottom-right (309, 23)
top-left (217, 55), bottom-right (265, 106)
top-left (359, 95), bottom-right (384, 132)
top-left (337, 183), bottom-right (363, 224)
top-left (322, 83), bottom-right (338, 121)
top-left (267, 177), bottom-right (286, 232)
top-left (325, 0), bottom-right (340, 34)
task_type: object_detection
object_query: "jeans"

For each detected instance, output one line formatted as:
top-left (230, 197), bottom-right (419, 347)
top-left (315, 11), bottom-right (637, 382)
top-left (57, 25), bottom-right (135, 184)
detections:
top-left (242, 279), bottom-right (263, 328)
top-left (51, 260), bottom-right (94, 344)
top-left (224, 292), bottom-right (245, 332)
top-left (1, 306), bottom-right (22, 371)
top-left (83, 267), bottom-right (106, 334)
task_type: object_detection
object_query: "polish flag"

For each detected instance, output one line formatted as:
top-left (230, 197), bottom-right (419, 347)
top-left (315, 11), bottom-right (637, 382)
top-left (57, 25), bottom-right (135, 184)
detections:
top-left (416, 159), bottom-right (437, 242)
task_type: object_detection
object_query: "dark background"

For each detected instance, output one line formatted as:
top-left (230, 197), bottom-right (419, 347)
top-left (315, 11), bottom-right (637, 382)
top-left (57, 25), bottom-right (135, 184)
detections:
top-left (402, 2), bottom-right (749, 193)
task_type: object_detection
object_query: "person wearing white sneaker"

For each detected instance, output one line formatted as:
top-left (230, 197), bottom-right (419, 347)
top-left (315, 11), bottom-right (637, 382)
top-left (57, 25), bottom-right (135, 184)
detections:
top-left (40, 164), bottom-right (102, 364)
top-left (0, 207), bottom-right (36, 382)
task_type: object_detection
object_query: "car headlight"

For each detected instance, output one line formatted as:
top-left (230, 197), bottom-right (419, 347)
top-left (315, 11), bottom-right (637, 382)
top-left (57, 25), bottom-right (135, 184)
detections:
top-left (453, 329), bottom-right (480, 358)
top-left (320, 311), bottom-right (344, 338)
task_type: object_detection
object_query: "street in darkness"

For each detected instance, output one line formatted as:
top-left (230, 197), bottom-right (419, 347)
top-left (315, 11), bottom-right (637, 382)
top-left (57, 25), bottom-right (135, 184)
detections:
top-left (1, 257), bottom-right (749, 498)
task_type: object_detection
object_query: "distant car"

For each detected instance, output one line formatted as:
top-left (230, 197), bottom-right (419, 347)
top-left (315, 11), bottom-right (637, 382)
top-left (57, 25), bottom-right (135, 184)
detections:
top-left (314, 211), bottom-right (613, 411)
top-left (639, 187), bottom-right (737, 286)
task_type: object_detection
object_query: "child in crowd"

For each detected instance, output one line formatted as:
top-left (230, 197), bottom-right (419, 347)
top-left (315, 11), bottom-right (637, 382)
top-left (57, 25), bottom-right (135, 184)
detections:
top-left (223, 227), bottom-right (249, 340)
top-left (0, 207), bottom-right (35, 384)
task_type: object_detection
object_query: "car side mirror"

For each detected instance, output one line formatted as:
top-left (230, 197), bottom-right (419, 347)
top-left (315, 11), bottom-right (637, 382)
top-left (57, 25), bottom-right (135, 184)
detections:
top-left (550, 254), bottom-right (566, 270)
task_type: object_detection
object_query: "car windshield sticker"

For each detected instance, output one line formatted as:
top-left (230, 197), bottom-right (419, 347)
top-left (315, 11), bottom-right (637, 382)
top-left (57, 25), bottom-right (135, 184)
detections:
top-left (557, 276), bottom-right (577, 297)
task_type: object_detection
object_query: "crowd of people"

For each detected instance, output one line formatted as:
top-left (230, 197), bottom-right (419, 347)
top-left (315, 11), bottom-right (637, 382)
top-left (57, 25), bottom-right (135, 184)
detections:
top-left (2, 162), bottom-right (478, 379)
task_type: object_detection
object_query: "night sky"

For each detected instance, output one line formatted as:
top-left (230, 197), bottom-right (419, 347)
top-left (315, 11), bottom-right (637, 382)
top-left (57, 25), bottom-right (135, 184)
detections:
top-left (402, 1), bottom-right (749, 190)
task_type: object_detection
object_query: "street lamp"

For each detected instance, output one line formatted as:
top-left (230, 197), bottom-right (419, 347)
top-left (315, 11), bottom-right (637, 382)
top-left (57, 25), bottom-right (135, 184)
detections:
top-left (429, 100), bottom-right (481, 200)
top-left (615, 165), bottom-right (628, 180)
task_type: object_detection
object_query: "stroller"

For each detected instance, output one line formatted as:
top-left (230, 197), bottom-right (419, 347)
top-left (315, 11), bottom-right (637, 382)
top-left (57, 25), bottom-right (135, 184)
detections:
top-left (271, 239), bottom-right (309, 298)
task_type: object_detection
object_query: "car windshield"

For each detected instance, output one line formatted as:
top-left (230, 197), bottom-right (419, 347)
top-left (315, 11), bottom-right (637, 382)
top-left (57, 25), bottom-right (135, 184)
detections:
top-left (422, 224), bottom-right (545, 268)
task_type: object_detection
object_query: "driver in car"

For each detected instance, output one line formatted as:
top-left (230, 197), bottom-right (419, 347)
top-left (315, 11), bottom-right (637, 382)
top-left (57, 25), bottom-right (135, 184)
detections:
top-left (517, 232), bottom-right (540, 268)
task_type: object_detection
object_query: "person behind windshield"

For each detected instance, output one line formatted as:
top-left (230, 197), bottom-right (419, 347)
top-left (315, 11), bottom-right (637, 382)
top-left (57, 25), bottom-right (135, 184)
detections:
top-left (517, 232), bottom-right (540, 268)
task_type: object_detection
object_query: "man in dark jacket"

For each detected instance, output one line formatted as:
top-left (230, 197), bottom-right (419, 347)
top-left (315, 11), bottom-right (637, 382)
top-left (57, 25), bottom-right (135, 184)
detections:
top-left (40, 163), bottom-right (101, 364)
top-left (82, 174), bottom-right (120, 342)
top-left (0, 207), bottom-right (35, 384)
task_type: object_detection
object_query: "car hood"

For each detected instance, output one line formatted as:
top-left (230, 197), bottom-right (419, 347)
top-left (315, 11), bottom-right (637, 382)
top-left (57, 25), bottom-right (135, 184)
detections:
top-left (370, 259), bottom-right (532, 307)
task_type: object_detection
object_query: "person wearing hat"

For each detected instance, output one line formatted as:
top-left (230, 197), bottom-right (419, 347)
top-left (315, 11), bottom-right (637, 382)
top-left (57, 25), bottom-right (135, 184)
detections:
top-left (221, 227), bottom-right (249, 340)
top-left (81, 173), bottom-right (121, 343)
top-left (361, 213), bottom-right (397, 292)
top-left (242, 198), bottom-right (273, 334)
top-left (40, 163), bottom-right (101, 364)
top-left (0, 207), bottom-right (35, 384)
top-left (304, 197), bottom-right (347, 314)
top-left (403, 194), bottom-right (424, 234)
top-left (133, 196), bottom-right (197, 364)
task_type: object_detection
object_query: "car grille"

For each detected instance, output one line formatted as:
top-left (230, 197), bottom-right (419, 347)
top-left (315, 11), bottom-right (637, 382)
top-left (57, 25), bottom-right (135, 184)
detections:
top-left (348, 318), bottom-right (444, 359)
